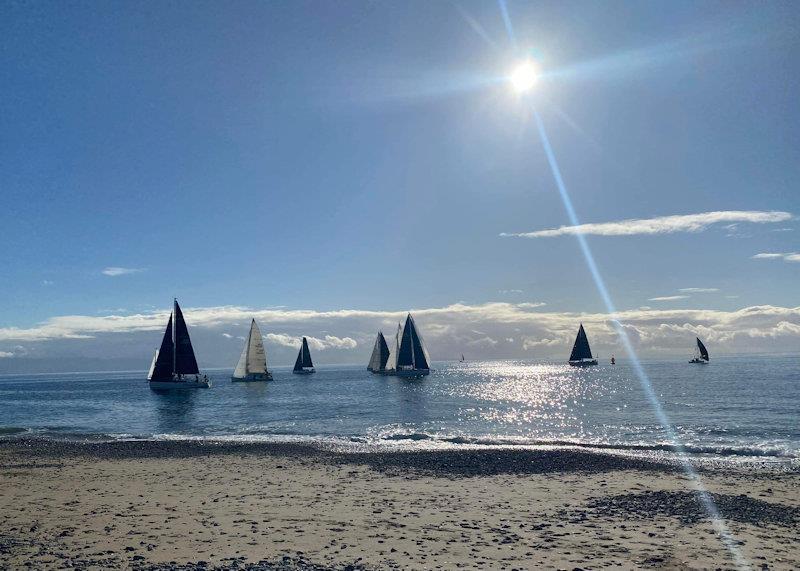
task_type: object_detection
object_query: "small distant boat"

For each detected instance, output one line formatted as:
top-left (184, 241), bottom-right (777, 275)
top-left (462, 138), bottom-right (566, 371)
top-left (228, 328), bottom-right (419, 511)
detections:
top-left (293, 336), bottom-right (316, 374)
top-left (611, 355), bottom-right (616, 365)
top-left (568, 323), bottom-right (598, 367)
top-left (460, 354), bottom-right (465, 363)
top-left (147, 299), bottom-right (211, 389)
top-left (367, 331), bottom-right (390, 373)
top-left (231, 319), bottom-right (272, 382)
top-left (689, 337), bottom-right (709, 364)
top-left (385, 313), bottom-right (431, 377)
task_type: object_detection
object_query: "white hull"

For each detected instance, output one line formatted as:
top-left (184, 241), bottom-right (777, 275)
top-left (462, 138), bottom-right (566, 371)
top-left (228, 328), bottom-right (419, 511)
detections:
top-left (689, 359), bottom-right (708, 364)
top-left (293, 368), bottom-right (315, 375)
top-left (231, 372), bottom-right (272, 382)
top-left (149, 378), bottom-right (211, 389)
top-left (569, 359), bottom-right (598, 367)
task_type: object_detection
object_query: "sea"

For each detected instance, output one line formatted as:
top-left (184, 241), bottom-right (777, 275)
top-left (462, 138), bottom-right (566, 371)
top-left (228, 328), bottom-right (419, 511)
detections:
top-left (1, 356), bottom-right (798, 465)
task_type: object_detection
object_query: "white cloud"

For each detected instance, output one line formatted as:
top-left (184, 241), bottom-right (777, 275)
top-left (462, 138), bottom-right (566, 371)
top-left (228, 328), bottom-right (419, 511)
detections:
top-left (1, 301), bottom-right (799, 362)
top-left (678, 288), bottom-right (719, 293)
top-left (0, 351), bottom-right (14, 358)
top-left (264, 333), bottom-right (357, 351)
top-left (752, 252), bottom-right (800, 262)
top-left (42, 280), bottom-right (54, 286)
top-left (221, 333), bottom-right (233, 339)
top-left (102, 267), bottom-right (144, 277)
top-left (502, 210), bottom-right (792, 239)
top-left (498, 289), bottom-right (523, 294)
top-left (648, 295), bottom-right (690, 302)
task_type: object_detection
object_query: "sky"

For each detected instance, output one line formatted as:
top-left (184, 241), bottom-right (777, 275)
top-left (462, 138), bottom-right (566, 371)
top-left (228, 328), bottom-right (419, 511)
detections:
top-left (1, 1), bottom-right (799, 372)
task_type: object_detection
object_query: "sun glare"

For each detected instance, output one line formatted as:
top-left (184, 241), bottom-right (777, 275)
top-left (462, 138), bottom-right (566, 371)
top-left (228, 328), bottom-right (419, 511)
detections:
top-left (510, 60), bottom-right (539, 93)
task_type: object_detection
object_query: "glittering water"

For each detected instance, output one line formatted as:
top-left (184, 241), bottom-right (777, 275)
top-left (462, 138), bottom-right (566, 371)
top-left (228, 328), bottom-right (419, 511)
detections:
top-left (0, 356), bottom-right (797, 460)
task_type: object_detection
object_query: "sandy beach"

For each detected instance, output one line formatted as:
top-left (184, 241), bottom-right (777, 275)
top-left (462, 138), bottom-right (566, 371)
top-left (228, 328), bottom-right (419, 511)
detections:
top-left (0, 440), bottom-right (797, 570)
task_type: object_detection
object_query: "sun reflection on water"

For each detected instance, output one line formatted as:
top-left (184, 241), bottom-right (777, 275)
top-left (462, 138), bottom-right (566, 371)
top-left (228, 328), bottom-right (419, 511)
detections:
top-left (437, 360), bottom-right (629, 439)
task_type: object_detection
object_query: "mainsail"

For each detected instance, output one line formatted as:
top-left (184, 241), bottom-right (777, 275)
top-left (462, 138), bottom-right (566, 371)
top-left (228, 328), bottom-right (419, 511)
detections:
top-left (234, 319), bottom-right (268, 378)
top-left (696, 337), bottom-right (709, 361)
top-left (174, 301), bottom-right (199, 374)
top-left (396, 313), bottom-right (431, 371)
top-left (293, 337), bottom-right (314, 372)
top-left (148, 300), bottom-right (199, 381)
top-left (384, 324), bottom-right (401, 372)
top-left (367, 331), bottom-right (390, 372)
top-left (569, 324), bottom-right (593, 362)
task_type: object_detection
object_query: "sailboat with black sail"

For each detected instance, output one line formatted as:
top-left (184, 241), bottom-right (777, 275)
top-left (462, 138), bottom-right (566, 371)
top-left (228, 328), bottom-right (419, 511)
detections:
top-left (689, 337), bottom-right (709, 364)
top-left (367, 331), bottom-right (390, 373)
top-left (232, 319), bottom-right (272, 381)
top-left (147, 299), bottom-right (211, 389)
top-left (293, 337), bottom-right (315, 374)
top-left (386, 313), bottom-right (431, 377)
top-left (568, 323), bottom-right (598, 367)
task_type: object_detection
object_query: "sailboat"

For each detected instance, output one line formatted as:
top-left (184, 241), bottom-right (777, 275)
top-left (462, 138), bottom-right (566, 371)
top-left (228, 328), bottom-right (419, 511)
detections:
top-left (231, 319), bottom-right (272, 381)
top-left (568, 323), bottom-right (598, 367)
top-left (385, 313), bottom-right (431, 377)
top-left (367, 331), bottom-right (390, 373)
top-left (292, 336), bottom-right (315, 374)
top-left (460, 354), bottom-right (465, 363)
top-left (147, 299), bottom-right (211, 389)
top-left (689, 337), bottom-right (709, 364)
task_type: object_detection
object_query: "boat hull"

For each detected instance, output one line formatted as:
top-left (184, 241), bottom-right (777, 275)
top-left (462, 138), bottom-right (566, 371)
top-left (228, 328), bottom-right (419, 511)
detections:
top-left (148, 378), bottom-right (211, 389)
top-left (292, 368), bottom-right (315, 375)
top-left (231, 372), bottom-right (272, 382)
top-left (568, 359), bottom-right (598, 367)
top-left (689, 359), bottom-right (708, 364)
top-left (389, 368), bottom-right (430, 378)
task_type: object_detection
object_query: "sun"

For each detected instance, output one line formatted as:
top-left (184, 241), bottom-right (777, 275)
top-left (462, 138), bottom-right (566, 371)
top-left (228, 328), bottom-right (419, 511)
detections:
top-left (509, 60), bottom-right (539, 93)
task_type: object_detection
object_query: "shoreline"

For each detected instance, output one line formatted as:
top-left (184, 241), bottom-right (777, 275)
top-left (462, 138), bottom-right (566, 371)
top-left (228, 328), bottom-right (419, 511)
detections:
top-left (1, 439), bottom-right (798, 569)
top-left (2, 435), bottom-right (797, 474)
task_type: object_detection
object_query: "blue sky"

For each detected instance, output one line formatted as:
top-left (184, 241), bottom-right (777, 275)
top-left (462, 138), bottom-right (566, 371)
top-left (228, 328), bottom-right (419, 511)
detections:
top-left (1, 1), bottom-right (799, 369)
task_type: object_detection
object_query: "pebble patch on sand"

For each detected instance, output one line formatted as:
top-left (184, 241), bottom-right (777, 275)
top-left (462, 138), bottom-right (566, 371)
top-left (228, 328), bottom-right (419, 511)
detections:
top-left (585, 490), bottom-right (800, 526)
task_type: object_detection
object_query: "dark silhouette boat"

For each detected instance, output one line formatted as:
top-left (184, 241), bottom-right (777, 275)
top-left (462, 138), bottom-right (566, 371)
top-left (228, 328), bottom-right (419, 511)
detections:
top-left (293, 336), bottom-right (316, 374)
top-left (689, 337), bottom-right (709, 364)
top-left (568, 323), bottom-right (598, 367)
top-left (147, 299), bottom-right (211, 389)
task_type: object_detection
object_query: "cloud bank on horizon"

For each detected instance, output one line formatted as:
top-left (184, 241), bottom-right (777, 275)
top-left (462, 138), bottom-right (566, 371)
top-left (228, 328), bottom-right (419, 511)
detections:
top-left (501, 210), bottom-right (792, 239)
top-left (1, 302), bottom-right (798, 370)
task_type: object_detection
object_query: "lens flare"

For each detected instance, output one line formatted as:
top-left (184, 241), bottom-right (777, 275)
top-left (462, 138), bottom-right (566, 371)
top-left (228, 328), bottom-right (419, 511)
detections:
top-left (510, 60), bottom-right (539, 93)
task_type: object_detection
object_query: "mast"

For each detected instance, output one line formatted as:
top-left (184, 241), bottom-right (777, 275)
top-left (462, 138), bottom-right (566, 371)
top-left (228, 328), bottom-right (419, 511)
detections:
top-left (172, 298), bottom-right (177, 377)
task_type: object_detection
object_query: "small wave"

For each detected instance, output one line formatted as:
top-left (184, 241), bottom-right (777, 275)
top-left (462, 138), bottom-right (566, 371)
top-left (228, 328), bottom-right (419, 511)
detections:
top-left (374, 431), bottom-right (799, 459)
top-left (0, 427), bottom-right (29, 436)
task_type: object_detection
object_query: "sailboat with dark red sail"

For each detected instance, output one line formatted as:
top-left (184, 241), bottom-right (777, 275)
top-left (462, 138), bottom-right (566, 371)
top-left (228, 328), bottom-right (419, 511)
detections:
top-left (147, 299), bottom-right (211, 389)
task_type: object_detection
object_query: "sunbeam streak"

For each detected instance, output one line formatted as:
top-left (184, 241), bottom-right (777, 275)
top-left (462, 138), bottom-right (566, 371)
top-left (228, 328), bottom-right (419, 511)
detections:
top-left (498, 0), bottom-right (517, 50)
top-left (530, 108), bottom-right (750, 570)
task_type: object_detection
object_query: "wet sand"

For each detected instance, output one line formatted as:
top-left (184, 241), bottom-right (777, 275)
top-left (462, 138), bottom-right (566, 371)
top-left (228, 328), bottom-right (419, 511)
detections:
top-left (0, 439), bottom-right (797, 570)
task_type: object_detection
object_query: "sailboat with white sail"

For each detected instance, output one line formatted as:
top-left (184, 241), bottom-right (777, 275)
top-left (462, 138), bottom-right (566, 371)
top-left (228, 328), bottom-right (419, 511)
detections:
top-left (689, 337), bottom-right (709, 364)
top-left (385, 313), bottom-right (431, 377)
top-left (568, 323), bottom-right (598, 367)
top-left (231, 319), bottom-right (272, 381)
top-left (293, 337), bottom-right (315, 374)
top-left (367, 331), bottom-right (390, 373)
top-left (147, 299), bottom-right (211, 389)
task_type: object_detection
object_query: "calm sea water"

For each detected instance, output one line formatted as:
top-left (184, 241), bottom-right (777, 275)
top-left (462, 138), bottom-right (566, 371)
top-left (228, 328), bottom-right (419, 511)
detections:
top-left (1, 356), bottom-right (798, 462)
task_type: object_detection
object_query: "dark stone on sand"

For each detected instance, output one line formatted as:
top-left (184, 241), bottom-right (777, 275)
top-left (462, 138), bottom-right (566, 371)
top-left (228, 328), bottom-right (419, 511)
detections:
top-left (586, 490), bottom-right (800, 527)
top-left (0, 437), bottom-right (677, 477)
